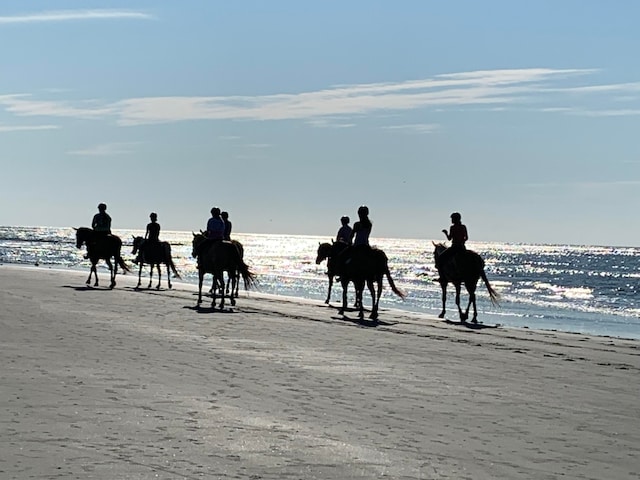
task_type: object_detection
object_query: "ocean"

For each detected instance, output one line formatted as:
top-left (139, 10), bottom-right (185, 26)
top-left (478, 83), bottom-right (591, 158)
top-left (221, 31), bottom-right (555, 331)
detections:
top-left (1, 226), bottom-right (639, 340)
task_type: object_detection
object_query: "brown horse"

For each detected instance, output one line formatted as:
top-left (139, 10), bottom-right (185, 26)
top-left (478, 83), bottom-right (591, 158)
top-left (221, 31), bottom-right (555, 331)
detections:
top-left (131, 236), bottom-right (181, 290)
top-left (315, 241), bottom-right (350, 304)
top-left (191, 233), bottom-right (256, 310)
top-left (332, 245), bottom-right (405, 321)
top-left (75, 227), bottom-right (129, 288)
top-left (433, 242), bottom-right (499, 323)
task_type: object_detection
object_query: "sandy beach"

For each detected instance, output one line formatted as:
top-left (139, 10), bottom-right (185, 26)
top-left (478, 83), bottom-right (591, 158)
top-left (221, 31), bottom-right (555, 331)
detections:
top-left (1, 265), bottom-right (639, 479)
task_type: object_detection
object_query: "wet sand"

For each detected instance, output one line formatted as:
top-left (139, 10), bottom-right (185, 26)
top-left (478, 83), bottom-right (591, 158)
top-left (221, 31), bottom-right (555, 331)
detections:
top-left (1, 265), bottom-right (639, 479)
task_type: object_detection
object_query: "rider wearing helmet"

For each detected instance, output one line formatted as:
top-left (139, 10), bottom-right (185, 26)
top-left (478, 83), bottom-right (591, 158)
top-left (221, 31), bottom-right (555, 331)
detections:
top-left (336, 215), bottom-right (353, 245)
top-left (146, 212), bottom-right (161, 243)
top-left (351, 205), bottom-right (372, 247)
top-left (92, 203), bottom-right (112, 236)
top-left (135, 212), bottom-right (161, 264)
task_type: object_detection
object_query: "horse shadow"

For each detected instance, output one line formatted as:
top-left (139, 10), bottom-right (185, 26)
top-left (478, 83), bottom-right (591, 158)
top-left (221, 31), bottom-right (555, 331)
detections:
top-left (62, 285), bottom-right (113, 292)
top-left (182, 305), bottom-right (236, 314)
top-left (443, 319), bottom-right (500, 330)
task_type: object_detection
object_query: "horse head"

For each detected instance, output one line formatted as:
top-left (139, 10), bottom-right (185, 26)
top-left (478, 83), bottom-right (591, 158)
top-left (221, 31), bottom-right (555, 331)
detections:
top-left (74, 227), bottom-right (91, 249)
top-left (132, 235), bottom-right (143, 254)
top-left (192, 232), bottom-right (206, 258)
top-left (315, 242), bottom-right (332, 264)
top-left (432, 241), bottom-right (447, 260)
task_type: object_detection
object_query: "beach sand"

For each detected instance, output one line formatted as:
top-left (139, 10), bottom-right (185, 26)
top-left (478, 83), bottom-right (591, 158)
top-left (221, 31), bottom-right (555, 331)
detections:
top-left (1, 265), bottom-right (639, 479)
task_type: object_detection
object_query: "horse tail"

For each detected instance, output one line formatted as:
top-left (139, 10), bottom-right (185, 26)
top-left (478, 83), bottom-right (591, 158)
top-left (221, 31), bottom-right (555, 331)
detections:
top-left (118, 255), bottom-right (130, 273)
top-left (481, 270), bottom-right (500, 306)
top-left (232, 245), bottom-right (256, 290)
top-left (168, 257), bottom-right (181, 279)
top-left (164, 243), bottom-right (181, 279)
top-left (385, 268), bottom-right (406, 299)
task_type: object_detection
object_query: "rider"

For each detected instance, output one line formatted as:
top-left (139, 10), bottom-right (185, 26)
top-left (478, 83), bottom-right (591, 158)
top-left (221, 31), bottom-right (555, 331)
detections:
top-left (336, 215), bottom-right (352, 245)
top-left (437, 212), bottom-right (468, 271)
top-left (92, 203), bottom-right (112, 237)
top-left (135, 212), bottom-right (161, 264)
top-left (146, 212), bottom-right (161, 243)
top-left (350, 205), bottom-right (372, 248)
top-left (221, 211), bottom-right (232, 241)
top-left (196, 207), bottom-right (225, 257)
top-left (343, 205), bottom-right (372, 266)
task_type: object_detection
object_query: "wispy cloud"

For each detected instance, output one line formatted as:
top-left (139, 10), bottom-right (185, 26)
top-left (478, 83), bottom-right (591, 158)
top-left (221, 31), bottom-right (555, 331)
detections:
top-left (0, 124), bottom-right (58, 132)
top-left (524, 180), bottom-right (640, 189)
top-left (0, 9), bottom-right (154, 24)
top-left (381, 123), bottom-right (439, 134)
top-left (1, 68), bottom-right (639, 126)
top-left (67, 142), bottom-right (138, 156)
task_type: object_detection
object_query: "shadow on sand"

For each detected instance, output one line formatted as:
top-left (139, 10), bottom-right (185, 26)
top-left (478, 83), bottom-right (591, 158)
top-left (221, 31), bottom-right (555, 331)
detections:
top-left (62, 285), bottom-right (114, 292)
top-left (443, 319), bottom-right (500, 330)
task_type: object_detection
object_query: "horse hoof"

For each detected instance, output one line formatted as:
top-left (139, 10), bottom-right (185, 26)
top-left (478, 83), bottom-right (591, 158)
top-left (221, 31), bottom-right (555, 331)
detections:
top-left (438, 313), bottom-right (445, 319)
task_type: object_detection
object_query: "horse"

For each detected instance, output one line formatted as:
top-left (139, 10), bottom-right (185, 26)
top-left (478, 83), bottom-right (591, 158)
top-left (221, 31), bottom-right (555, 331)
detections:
top-left (74, 227), bottom-right (130, 289)
top-left (131, 236), bottom-right (181, 290)
top-left (316, 241), bottom-right (347, 304)
top-left (201, 233), bottom-right (243, 298)
top-left (433, 242), bottom-right (500, 323)
top-left (225, 240), bottom-right (244, 298)
top-left (332, 245), bottom-right (406, 321)
top-left (315, 241), bottom-right (358, 306)
top-left (191, 233), bottom-right (256, 310)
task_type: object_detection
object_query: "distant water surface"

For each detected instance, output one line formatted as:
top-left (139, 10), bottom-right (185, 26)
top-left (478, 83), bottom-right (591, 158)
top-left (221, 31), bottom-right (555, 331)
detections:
top-left (1, 226), bottom-right (639, 339)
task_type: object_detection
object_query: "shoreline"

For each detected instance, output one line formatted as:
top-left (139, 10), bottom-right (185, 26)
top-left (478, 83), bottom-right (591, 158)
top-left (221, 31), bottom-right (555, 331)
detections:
top-left (2, 265), bottom-right (640, 478)
top-left (4, 262), bottom-right (639, 343)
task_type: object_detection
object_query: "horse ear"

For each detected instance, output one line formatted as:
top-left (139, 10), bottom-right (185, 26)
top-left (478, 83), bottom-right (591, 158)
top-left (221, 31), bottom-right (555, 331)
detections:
top-left (432, 241), bottom-right (437, 246)
top-left (192, 232), bottom-right (196, 237)
top-left (73, 227), bottom-right (78, 231)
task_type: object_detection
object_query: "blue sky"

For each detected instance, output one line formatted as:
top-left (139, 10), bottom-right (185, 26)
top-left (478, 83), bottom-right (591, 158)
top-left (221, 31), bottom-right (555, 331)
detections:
top-left (1, 1), bottom-right (639, 246)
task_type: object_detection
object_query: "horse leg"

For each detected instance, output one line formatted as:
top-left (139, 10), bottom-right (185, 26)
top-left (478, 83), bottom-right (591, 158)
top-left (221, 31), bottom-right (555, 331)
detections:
top-left (455, 283), bottom-right (466, 322)
top-left (155, 264), bottom-right (161, 290)
top-left (166, 263), bottom-right (172, 289)
top-left (438, 280), bottom-right (447, 318)
top-left (136, 262), bottom-right (143, 289)
top-left (147, 263), bottom-right (153, 289)
top-left (197, 271), bottom-right (204, 307)
top-left (86, 263), bottom-right (95, 286)
top-left (356, 279), bottom-right (365, 319)
top-left (367, 278), bottom-right (378, 321)
top-left (229, 271), bottom-right (237, 306)
top-left (325, 274), bottom-right (333, 304)
top-left (106, 259), bottom-right (115, 289)
top-left (339, 278), bottom-right (349, 315)
top-left (466, 282), bottom-right (478, 323)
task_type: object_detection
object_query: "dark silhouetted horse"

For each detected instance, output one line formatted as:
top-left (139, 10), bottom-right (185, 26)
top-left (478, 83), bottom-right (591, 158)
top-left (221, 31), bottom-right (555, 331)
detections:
top-left (433, 242), bottom-right (499, 323)
top-left (75, 227), bottom-right (129, 289)
top-left (191, 233), bottom-right (255, 310)
top-left (131, 236), bottom-right (181, 290)
top-left (331, 245), bottom-right (405, 321)
top-left (315, 241), bottom-right (350, 304)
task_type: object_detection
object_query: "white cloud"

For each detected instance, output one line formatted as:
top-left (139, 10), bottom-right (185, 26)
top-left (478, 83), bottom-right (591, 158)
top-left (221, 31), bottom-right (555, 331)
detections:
top-left (0, 124), bottom-right (58, 132)
top-left (67, 143), bottom-right (138, 156)
top-left (1, 68), bottom-right (637, 126)
top-left (0, 9), bottom-right (154, 24)
top-left (381, 123), bottom-right (439, 134)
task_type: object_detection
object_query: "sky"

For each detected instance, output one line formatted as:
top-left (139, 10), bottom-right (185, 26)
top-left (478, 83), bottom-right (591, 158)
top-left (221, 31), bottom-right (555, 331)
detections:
top-left (1, 1), bottom-right (639, 246)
